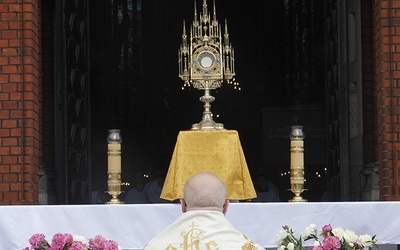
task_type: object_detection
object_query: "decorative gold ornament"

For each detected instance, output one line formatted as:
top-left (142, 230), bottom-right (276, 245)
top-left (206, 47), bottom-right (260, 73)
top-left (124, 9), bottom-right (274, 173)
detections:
top-left (289, 126), bottom-right (307, 202)
top-left (106, 129), bottom-right (124, 204)
top-left (178, 0), bottom-right (235, 130)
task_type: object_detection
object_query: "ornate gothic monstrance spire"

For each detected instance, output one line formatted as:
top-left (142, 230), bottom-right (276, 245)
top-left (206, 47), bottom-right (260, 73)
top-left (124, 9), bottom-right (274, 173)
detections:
top-left (178, 0), bottom-right (236, 130)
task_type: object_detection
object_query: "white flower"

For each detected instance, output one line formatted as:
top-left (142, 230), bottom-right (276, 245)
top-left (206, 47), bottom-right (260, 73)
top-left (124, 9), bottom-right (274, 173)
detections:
top-left (331, 227), bottom-right (345, 239)
top-left (359, 234), bottom-right (374, 248)
top-left (301, 224), bottom-right (317, 239)
top-left (275, 224), bottom-right (377, 250)
top-left (278, 245), bottom-right (286, 250)
top-left (73, 235), bottom-right (88, 245)
top-left (343, 229), bottom-right (358, 243)
top-left (276, 230), bottom-right (289, 241)
top-left (287, 242), bottom-right (295, 250)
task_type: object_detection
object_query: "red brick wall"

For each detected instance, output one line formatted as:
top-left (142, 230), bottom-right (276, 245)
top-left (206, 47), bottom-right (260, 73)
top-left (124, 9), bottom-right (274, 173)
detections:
top-left (0, 0), bottom-right (41, 204)
top-left (373, 0), bottom-right (400, 200)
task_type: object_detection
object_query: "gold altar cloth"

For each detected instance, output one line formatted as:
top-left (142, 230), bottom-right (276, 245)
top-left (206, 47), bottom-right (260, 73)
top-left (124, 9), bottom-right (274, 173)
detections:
top-left (160, 130), bottom-right (256, 201)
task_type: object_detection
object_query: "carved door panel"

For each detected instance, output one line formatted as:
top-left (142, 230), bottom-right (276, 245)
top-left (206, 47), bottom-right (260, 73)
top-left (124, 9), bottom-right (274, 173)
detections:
top-left (324, 0), bottom-right (350, 201)
top-left (54, 0), bottom-right (91, 204)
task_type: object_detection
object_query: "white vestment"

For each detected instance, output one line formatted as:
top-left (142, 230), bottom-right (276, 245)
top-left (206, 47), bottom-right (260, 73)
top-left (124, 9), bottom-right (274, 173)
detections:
top-left (143, 210), bottom-right (264, 250)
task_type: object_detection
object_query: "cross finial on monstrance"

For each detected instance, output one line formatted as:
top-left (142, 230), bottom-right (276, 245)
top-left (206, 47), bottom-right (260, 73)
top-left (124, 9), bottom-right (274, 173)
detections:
top-left (178, 0), bottom-right (235, 130)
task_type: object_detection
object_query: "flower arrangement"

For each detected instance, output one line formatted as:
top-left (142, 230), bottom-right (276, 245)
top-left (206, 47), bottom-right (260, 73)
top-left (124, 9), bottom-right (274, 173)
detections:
top-left (276, 224), bottom-right (378, 250)
top-left (23, 233), bottom-right (119, 250)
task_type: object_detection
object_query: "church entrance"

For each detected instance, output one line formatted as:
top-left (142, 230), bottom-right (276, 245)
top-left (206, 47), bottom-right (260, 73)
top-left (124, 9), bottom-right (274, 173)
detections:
top-left (53, 0), bottom-right (351, 203)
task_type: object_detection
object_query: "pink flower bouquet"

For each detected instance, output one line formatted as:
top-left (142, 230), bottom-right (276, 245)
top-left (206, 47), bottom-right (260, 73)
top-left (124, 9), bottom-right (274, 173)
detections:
top-left (24, 233), bottom-right (119, 250)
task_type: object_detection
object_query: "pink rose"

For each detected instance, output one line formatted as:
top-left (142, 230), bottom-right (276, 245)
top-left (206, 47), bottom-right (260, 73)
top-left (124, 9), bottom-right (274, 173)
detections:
top-left (311, 246), bottom-right (324, 250)
top-left (29, 233), bottom-right (46, 248)
top-left (354, 241), bottom-right (364, 249)
top-left (89, 235), bottom-right (106, 249)
top-left (64, 233), bottom-right (73, 244)
top-left (51, 233), bottom-right (67, 249)
top-left (69, 241), bottom-right (87, 250)
top-left (322, 236), bottom-right (341, 250)
top-left (102, 240), bottom-right (119, 250)
top-left (322, 224), bottom-right (332, 233)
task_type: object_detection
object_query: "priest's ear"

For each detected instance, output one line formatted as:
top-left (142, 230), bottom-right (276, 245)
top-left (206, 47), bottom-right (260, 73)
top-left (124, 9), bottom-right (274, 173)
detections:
top-left (180, 199), bottom-right (187, 213)
top-left (222, 199), bottom-right (229, 214)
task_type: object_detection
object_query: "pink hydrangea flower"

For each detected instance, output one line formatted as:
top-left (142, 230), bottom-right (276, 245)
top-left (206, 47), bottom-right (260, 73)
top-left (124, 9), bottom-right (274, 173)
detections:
top-left (322, 236), bottom-right (341, 250)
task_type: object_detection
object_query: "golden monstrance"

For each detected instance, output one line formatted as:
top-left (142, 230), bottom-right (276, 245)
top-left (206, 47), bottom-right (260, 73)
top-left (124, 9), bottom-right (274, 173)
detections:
top-left (178, 0), bottom-right (236, 130)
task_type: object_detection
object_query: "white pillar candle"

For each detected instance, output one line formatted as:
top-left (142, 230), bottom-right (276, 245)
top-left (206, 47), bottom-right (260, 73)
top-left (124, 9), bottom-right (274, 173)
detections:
top-left (290, 140), bottom-right (304, 172)
top-left (108, 143), bottom-right (121, 172)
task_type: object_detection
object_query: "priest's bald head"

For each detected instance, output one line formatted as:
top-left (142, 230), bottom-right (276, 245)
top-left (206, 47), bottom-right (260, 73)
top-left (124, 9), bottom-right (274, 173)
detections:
top-left (181, 172), bottom-right (229, 214)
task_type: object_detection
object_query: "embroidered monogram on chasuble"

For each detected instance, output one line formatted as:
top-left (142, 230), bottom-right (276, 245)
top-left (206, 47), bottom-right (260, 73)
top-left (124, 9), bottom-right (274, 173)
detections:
top-left (164, 221), bottom-right (218, 249)
top-left (163, 221), bottom-right (259, 250)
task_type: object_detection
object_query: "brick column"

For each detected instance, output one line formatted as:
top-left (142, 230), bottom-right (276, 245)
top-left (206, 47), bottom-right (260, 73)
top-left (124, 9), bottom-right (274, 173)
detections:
top-left (373, 0), bottom-right (400, 200)
top-left (0, 0), bottom-right (41, 204)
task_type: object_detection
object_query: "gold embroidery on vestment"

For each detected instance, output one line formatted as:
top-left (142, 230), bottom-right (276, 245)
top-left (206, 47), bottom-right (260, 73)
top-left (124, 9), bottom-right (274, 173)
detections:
top-left (166, 244), bottom-right (177, 250)
top-left (167, 221), bottom-right (220, 250)
top-left (205, 241), bottom-right (219, 250)
top-left (242, 242), bottom-right (258, 250)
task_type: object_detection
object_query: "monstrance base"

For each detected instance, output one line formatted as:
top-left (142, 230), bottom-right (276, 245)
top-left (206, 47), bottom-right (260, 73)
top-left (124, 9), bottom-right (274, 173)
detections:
top-left (191, 121), bottom-right (225, 131)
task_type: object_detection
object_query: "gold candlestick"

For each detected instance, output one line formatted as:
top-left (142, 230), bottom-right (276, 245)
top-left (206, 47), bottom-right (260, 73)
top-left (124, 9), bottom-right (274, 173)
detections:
top-left (289, 126), bottom-right (307, 202)
top-left (106, 129), bottom-right (124, 204)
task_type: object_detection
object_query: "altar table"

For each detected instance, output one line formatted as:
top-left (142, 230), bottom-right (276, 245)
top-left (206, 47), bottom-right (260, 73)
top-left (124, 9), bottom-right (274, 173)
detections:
top-left (1, 202), bottom-right (399, 250)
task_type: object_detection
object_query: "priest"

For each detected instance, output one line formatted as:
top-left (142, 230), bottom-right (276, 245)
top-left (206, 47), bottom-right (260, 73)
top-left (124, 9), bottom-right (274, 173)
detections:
top-left (143, 172), bottom-right (264, 249)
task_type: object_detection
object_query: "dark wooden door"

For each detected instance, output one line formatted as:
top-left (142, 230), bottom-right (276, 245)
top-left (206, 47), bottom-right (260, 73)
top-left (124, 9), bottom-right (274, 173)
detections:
top-left (54, 0), bottom-right (91, 204)
top-left (324, 0), bottom-right (350, 201)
